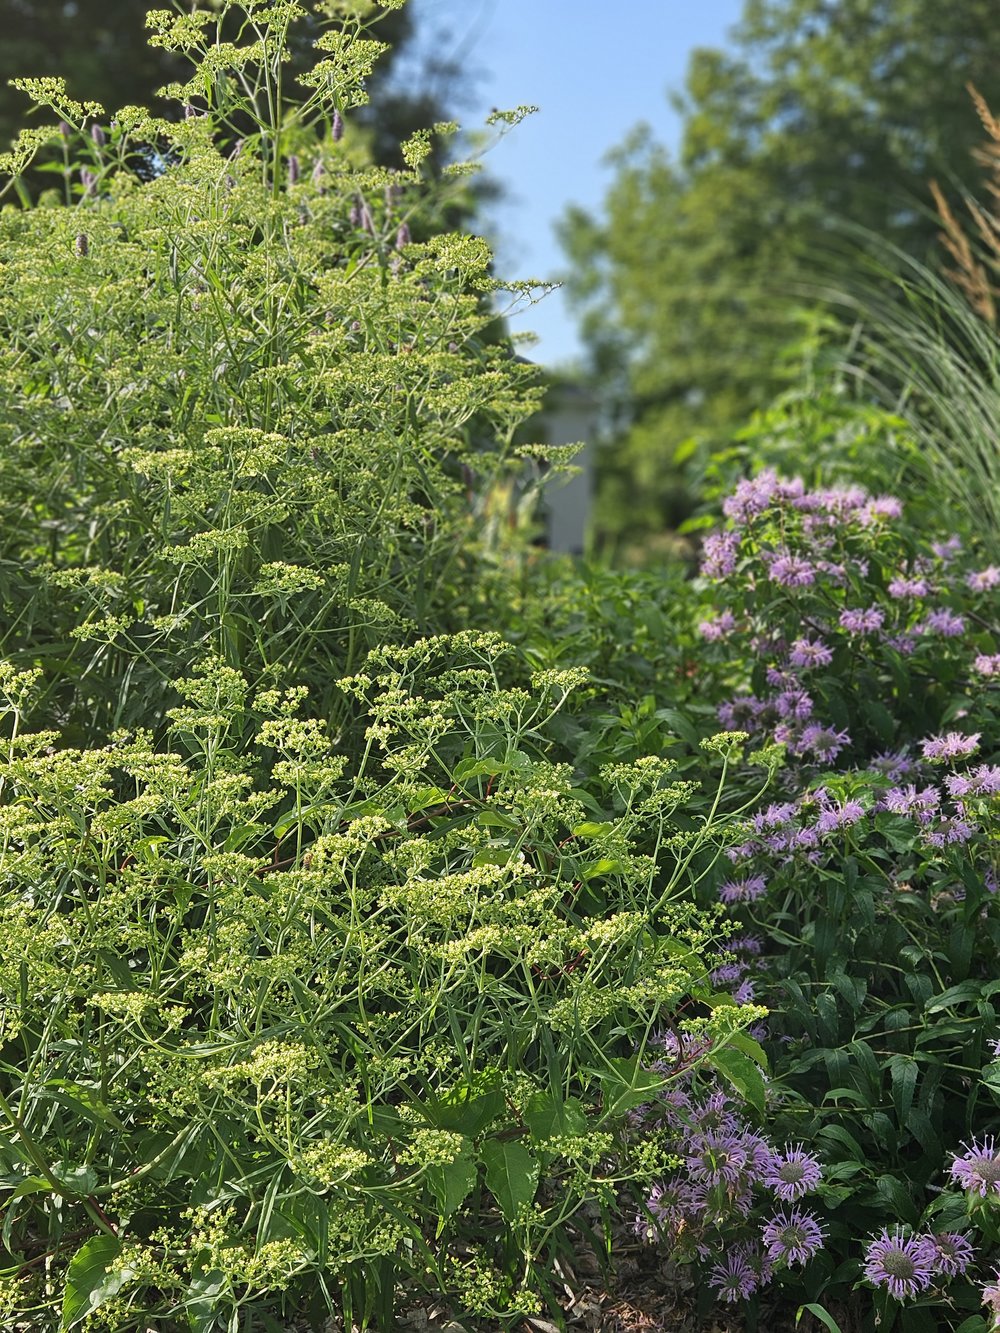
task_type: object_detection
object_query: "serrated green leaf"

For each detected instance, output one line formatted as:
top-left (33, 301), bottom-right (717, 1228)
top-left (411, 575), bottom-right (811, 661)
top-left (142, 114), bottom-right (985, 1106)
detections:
top-left (706, 1046), bottom-right (766, 1115)
top-left (522, 1092), bottom-right (587, 1142)
top-left (425, 1154), bottom-right (477, 1229)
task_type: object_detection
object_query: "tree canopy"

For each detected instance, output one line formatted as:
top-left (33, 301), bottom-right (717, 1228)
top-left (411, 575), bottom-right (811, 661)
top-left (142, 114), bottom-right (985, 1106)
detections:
top-left (559, 0), bottom-right (1000, 543)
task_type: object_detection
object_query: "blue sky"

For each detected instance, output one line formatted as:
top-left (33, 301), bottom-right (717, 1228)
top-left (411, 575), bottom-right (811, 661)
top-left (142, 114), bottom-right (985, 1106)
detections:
top-left (408, 0), bottom-right (746, 366)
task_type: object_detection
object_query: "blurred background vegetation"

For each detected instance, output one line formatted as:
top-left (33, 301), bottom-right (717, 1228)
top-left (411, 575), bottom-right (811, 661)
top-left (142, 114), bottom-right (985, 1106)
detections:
top-left (557, 0), bottom-right (1000, 551)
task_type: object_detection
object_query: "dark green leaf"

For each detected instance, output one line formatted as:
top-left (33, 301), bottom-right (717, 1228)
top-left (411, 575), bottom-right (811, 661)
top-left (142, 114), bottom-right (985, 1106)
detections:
top-left (480, 1140), bottom-right (538, 1223)
top-left (61, 1235), bottom-right (126, 1330)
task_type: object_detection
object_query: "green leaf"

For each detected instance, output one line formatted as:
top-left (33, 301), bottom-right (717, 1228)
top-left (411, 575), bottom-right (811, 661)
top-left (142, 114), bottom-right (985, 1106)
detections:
top-left (480, 1140), bottom-right (538, 1223)
top-left (454, 757), bottom-right (506, 782)
top-left (61, 1235), bottom-right (126, 1329)
top-left (797, 1303), bottom-right (844, 1333)
top-left (572, 821), bottom-right (614, 838)
top-left (405, 785), bottom-right (450, 812)
top-left (421, 1087), bottom-right (504, 1139)
top-left (875, 1173), bottom-right (917, 1225)
top-left (51, 1162), bottom-right (99, 1195)
top-left (724, 1031), bottom-right (769, 1070)
top-left (706, 1045), bottom-right (766, 1115)
top-left (471, 847), bottom-right (513, 867)
top-left (582, 857), bottom-right (622, 879)
top-left (598, 1057), bottom-right (667, 1120)
top-left (425, 1154), bottom-right (477, 1228)
top-left (522, 1092), bottom-right (587, 1142)
top-left (888, 1054), bottom-right (918, 1125)
top-left (184, 1268), bottom-right (227, 1333)
top-left (925, 981), bottom-right (982, 1012)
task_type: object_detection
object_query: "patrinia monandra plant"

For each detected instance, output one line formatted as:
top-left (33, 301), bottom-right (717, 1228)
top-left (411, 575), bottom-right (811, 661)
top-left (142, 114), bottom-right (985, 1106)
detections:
top-left (0, 3), bottom-right (764, 1328)
top-left (0, 639), bottom-right (763, 1329)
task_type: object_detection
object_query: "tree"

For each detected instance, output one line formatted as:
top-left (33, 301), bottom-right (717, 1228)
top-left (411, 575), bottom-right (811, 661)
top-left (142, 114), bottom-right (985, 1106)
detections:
top-left (559, 0), bottom-right (1000, 545)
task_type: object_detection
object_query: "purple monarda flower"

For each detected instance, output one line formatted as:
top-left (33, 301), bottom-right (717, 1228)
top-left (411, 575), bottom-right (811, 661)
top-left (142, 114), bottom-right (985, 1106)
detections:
top-left (774, 688), bottom-right (814, 721)
top-left (950, 1136), bottom-right (1000, 1196)
top-left (879, 784), bottom-right (940, 819)
top-left (762, 1208), bottom-right (825, 1266)
top-left (686, 1131), bottom-right (749, 1189)
top-left (887, 575), bottom-right (930, 598)
top-left (973, 653), bottom-right (1000, 678)
top-left (967, 566), bottom-right (1000, 591)
top-left (921, 732), bottom-right (980, 762)
top-left (928, 1232), bottom-right (974, 1277)
top-left (960, 765), bottom-right (1000, 795)
top-left (924, 817), bottom-right (977, 848)
top-left (728, 932), bottom-right (764, 955)
top-left (733, 977), bottom-right (756, 1003)
top-left (932, 535), bottom-right (963, 562)
top-left (864, 1229), bottom-right (937, 1301)
top-left (814, 799), bottom-right (864, 833)
top-left (699, 609), bottom-right (737, 641)
top-left (839, 607), bottom-right (884, 633)
top-left (920, 608), bottom-right (966, 637)
top-left (795, 724), bottom-right (851, 763)
top-left (862, 495), bottom-right (903, 522)
top-left (708, 1251), bottom-right (758, 1302)
top-left (983, 1271), bottom-right (1000, 1319)
top-left (767, 552), bottom-right (815, 587)
top-left (718, 875), bottom-right (767, 904)
top-left (722, 468), bottom-right (788, 521)
top-left (764, 1146), bottom-right (822, 1201)
top-left (700, 530), bottom-right (740, 579)
top-left (789, 636), bottom-right (833, 668)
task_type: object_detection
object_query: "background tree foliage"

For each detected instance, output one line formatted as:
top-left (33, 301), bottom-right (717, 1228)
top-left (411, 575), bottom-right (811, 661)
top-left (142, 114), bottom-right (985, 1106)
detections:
top-left (559, 0), bottom-right (1000, 546)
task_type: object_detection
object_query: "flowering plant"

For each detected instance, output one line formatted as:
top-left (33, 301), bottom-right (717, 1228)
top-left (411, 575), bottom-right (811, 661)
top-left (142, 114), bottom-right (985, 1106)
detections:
top-left (685, 469), bottom-right (1000, 1329)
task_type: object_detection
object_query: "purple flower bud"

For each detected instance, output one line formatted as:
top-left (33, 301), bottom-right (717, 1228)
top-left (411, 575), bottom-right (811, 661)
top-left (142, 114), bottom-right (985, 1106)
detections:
top-left (360, 204), bottom-right (375, 235)
top-left (90, 123), bottom-right (106, 147)
top-left (80, 167), bottom-right (97, 197)
top-left (395, 221), bottom-right (410, 249)
top-left (58, 120), bottom-right (71, 139)
top-left (311, 159), bottom-right (324, 185)
top-left (349, 201), bottom-right (361, 227)
top-left (286, 154), bottom-right (299, 185)
top-left (184, 103), bottom-right (198, 121)
top-left (229, 138), bottom-right (244, 160)
top-left (75, 233), bottom-right (88, 257)
top-left (332, 109), bottom-right (344, 142)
